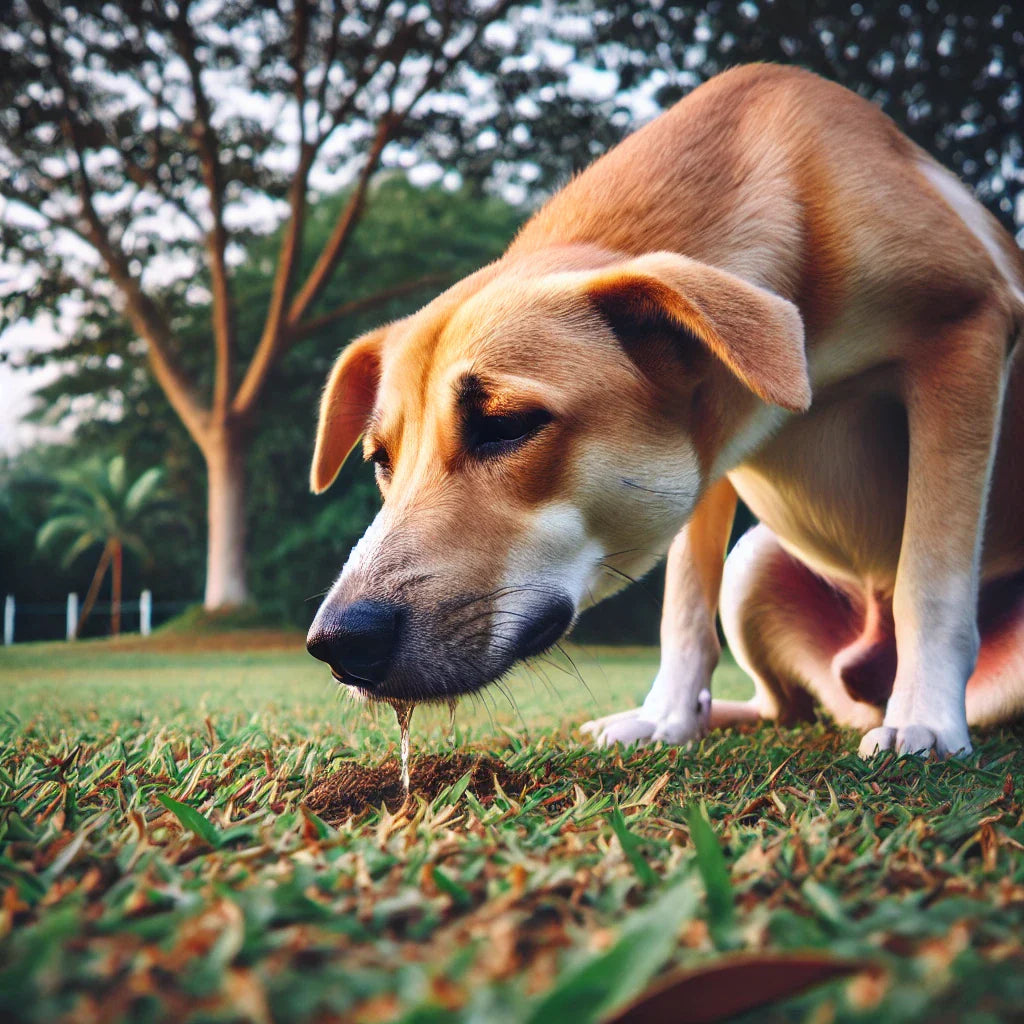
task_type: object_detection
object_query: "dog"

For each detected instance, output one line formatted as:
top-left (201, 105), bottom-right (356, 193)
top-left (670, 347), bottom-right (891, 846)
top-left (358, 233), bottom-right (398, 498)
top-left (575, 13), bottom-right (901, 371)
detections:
top-left (306, 64), bottom-right (1024, 759)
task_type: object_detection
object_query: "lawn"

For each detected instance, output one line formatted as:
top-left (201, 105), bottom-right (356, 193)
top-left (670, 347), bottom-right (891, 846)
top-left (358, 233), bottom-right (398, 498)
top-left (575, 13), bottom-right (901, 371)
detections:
top-left (1, 634), bottom-right (1023, 1023)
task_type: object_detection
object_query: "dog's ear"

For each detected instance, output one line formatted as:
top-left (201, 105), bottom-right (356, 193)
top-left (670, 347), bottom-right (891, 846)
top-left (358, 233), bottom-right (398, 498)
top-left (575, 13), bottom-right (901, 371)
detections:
top-left (584, 252), bottom-right (810, 412)
top-left (310, 329), bottom-right (384, 494)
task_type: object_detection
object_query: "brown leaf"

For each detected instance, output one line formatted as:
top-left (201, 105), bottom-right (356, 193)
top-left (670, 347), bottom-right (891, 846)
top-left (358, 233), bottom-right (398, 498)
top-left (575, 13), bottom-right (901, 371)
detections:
top-left (607, 952), bottom-right (878, 1024)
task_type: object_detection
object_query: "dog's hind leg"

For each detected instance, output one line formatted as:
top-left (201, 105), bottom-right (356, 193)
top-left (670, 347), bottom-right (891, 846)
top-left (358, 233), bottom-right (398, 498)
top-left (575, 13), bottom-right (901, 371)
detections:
top-left (859, 304), bottom-right (1010, 759)
top-left (965, 571), bottom-right (1024, 728)
top-left (719, 525), bottom-right (885, 733)
top-left (581, 479), bottom-right (737, 747)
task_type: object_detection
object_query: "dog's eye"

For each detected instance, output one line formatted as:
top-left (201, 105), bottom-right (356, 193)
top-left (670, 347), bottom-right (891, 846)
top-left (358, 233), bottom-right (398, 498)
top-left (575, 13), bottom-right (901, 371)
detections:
top-left (368, 447), bottom-right (391, 477)
top-left (468, 409), bottom-right (553, 457)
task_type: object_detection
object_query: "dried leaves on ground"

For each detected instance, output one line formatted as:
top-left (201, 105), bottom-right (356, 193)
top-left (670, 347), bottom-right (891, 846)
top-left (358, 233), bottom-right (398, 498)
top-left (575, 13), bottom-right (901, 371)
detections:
top-left (306, 753), bottom-right (534, 819)
top-left (1, 640), bottom-right (1023, 1023)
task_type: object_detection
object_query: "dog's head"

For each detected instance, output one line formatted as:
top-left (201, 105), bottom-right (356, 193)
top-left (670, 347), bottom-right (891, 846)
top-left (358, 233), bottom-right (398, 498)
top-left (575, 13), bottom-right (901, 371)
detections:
top-left (306, 249), bottom-right (807, 701)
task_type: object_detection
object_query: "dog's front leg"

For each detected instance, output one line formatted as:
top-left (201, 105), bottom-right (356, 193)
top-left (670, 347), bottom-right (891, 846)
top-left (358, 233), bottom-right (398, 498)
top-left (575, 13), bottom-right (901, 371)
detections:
top-left (582, 479), bottom-right (738, 747)
top-left (859, 307), bottom-right (1009, 759)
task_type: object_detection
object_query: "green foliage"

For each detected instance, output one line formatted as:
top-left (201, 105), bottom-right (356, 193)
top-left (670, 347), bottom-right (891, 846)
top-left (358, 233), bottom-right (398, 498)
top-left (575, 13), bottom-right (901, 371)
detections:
top-left (609, 805), bottom-right (660, 888)
top-left (156, 794), bottom-right (223, 848)
top-left (36, 454), bottom-right (181, 570)
top-left (685, 802), bottom-right (738, 949)
top-left (526, 875), bottom-right (700, 1023)
top-left (6, 179), bottom-right (523, 623)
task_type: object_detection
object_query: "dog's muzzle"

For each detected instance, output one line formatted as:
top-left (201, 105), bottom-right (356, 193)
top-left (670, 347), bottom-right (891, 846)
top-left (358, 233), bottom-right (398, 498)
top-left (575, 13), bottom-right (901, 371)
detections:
top-left (306, 588), bottom-right (575, 700)
top-left (513, 597), bottom-right (575, 659)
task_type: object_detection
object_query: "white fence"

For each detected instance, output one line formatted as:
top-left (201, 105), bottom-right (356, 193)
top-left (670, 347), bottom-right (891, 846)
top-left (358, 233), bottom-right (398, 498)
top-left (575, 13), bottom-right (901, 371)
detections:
top-left (2, 591), bottom-right (189, 645)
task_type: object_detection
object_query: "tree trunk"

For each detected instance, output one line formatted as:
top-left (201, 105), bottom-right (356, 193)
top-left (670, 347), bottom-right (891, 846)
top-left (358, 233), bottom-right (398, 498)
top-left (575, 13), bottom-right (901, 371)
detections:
top-left (110, 539), bottom-right (122, 635)
top-left (76, 540), bottom-right (113, 638)
top-left (203, 423), bottom-right (249, 609)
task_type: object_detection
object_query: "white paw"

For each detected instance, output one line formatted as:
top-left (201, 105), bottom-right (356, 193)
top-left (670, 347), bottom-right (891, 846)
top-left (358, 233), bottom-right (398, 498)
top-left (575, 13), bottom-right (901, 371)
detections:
top-left (858, 723), bottom-right (972, 760)
top-left (580, 708), bottom-right (658, 747)
top-left (580, 690), bottom-right (710, 748)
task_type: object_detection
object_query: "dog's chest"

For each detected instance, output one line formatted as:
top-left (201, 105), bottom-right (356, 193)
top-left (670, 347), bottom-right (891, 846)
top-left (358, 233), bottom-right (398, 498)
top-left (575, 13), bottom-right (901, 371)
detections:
top-left (728, 389), bottom-right (910, 588)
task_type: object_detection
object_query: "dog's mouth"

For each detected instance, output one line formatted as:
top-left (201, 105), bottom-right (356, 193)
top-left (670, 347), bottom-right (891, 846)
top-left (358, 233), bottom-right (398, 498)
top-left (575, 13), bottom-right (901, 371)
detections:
top-left (312, 590), bottom-right (576, 703)
top-left (330, 668), bottom-right (376, 689)
top-left (511, 598), bottom-right (575, 660)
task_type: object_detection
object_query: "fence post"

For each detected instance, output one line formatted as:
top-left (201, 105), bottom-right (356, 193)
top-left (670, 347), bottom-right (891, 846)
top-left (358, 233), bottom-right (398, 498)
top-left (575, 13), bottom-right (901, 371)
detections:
top-left (66, 593), bottom-right (78, 641)
top-left (140, 589), bottom-right (152, 637)
top-left (3, 595), bottom-right (13, 646)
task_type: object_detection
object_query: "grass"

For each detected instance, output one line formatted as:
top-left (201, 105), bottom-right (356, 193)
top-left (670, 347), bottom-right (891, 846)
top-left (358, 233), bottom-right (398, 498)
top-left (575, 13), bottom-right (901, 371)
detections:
top-left (1, 634), bottom-right (1023, 1023)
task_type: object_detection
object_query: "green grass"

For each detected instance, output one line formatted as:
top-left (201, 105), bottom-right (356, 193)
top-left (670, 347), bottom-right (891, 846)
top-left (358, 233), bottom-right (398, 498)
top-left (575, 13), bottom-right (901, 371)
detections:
top-left (1, 636), bottom-right (1023, 1023)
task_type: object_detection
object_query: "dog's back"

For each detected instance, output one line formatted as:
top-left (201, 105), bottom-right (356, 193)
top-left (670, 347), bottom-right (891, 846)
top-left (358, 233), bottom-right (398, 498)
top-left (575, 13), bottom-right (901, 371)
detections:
top-left (512, 63), bottom-right (1023, 336)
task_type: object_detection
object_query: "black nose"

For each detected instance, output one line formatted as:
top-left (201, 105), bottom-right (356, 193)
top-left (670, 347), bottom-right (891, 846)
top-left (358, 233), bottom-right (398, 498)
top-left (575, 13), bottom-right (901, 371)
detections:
top-left (306, 600), bottom-right (400, 687)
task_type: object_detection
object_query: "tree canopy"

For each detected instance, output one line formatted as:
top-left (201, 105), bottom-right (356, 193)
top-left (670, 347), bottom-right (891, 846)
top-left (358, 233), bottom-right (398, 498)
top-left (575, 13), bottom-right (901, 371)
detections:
top-left (0, 0), bottom-right (599, 607)
top-left (2, 0), bottom-right (1020, 635)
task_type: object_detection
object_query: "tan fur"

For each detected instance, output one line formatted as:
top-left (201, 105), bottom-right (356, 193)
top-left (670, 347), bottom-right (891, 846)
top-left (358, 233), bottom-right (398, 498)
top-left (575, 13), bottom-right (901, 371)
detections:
top-left (309, 64), bottom-right (1024, 754)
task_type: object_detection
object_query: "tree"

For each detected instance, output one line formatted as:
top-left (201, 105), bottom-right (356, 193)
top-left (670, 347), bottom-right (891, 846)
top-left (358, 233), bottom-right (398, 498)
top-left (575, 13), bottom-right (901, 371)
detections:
top-left (4, 1), bottom-right (1019, 619)
top-left (36, 455), bottom-right (177, 635)
top-left (0, 0), bottom-right (597, 610)
top-left (18, 178), bottom-right (526, 621)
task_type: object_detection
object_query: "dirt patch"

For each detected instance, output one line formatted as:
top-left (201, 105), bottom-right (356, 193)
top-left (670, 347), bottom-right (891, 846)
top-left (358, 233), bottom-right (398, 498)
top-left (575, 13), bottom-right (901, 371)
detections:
top-left (306, 753), bottom-right (532, 821)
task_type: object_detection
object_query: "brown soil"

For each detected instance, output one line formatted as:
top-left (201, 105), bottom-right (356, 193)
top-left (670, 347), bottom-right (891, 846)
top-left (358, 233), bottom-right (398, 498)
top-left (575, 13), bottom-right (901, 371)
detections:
top-left (306, 752), bottom-right (531, 821)
top-left (44, 629), bottom-right (305, 654)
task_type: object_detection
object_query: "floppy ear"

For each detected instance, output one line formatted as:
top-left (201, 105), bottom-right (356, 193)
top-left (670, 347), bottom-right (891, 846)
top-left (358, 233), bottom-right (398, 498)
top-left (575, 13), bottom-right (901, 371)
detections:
top-left (310, 329), bottom-right (384, 494)
top-left (585, 252), bottom-right (810, 412)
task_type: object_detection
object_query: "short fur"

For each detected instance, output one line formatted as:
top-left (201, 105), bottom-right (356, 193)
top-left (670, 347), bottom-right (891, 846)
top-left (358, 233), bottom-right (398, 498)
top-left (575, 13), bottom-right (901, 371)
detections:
top-left (308, 65), bottom-right (1024, 758)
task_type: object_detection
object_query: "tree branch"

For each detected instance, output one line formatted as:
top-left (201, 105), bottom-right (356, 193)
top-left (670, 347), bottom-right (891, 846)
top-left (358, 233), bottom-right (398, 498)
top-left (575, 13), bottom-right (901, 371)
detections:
top-left (288, 0), bottom-right (515, 329)
top-left (316, 0), bottom-right (392, 143)
top-left (290, 0), bottom-right (312, 151)
top-left (228, 1), bottom-right (320, 418)
top-left (312, 1), bottom-right (344, 125)
top-left (170, 1), bottom-right (236, 421)
top-left (286, 273), bottom-right (454, 343)
top-left (285, 113), bottom-right (395, 331)
top-left (402, 0), bottom-right (517, 120)
top-left (30, 0), bottom-right (209, 445)
top-left (232, 0), bottom-right (516, 417)
top-left (281, 4), bottom-right (455, 336)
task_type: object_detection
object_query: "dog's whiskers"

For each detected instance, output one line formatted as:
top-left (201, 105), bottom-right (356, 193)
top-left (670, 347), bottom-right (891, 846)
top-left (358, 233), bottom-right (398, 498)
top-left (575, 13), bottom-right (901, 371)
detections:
top-left (621, 478), bottom-right (690, 497)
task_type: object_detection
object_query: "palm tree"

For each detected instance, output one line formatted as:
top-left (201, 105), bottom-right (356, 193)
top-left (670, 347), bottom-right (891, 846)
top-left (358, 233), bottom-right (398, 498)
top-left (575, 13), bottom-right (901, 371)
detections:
top-left (36, 455), bottom-right (176, 637)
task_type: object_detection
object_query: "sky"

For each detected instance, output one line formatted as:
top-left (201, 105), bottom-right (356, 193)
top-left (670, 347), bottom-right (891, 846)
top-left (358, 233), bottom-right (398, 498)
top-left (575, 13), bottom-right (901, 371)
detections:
top-left (0, 323), bottom-right (65, 455)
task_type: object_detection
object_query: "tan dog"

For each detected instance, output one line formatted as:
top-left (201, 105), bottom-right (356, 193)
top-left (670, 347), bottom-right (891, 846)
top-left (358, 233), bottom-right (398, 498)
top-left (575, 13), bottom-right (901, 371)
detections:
top-left (306, 64), bottom-right (1024, 759)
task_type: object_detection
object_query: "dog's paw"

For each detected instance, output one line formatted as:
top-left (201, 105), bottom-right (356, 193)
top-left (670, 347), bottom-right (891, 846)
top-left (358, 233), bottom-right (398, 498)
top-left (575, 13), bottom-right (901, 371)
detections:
top-left (858, 723), bottom-right (972, 759)
top-left (580, 708), bottom-right (658, 747)
top-left (580, 692), bottom-right (710, 749)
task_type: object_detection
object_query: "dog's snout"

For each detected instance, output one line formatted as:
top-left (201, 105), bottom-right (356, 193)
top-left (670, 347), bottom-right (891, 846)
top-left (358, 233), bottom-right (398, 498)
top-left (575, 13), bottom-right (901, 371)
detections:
top-left (306, 599), bottom-right (400, 687)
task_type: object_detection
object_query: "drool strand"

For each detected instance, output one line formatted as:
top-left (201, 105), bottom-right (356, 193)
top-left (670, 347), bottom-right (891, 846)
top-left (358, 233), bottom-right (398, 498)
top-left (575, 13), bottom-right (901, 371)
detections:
top-left (391, 700), bottom-right (415, 798)
top-left (446, 698), bottom-right (458, 748)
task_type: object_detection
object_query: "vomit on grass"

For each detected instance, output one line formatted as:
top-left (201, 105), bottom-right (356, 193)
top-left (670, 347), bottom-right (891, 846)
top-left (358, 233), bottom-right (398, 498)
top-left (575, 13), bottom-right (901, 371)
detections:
top-left (306, 753), bottom-right (531, 822)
